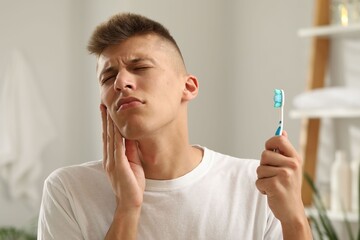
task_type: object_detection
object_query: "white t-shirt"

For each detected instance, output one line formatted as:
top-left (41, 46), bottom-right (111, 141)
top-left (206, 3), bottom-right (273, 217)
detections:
top-left (38, 147), bottom-right (282, 240)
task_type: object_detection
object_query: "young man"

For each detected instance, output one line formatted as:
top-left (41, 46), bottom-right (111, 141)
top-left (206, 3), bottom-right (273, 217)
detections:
top-left (38, 13), bottom-right (312, 239)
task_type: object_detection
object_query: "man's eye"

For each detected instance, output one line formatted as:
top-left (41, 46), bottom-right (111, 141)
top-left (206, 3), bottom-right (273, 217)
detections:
top-left (102, 76), bottom-right (115, 84)
top-left (134, 66), bottom-right (150, 71)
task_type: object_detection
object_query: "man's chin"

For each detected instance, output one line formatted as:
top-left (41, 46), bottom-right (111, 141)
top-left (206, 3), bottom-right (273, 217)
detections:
top-left (120, 127), bottom-right (145, 141)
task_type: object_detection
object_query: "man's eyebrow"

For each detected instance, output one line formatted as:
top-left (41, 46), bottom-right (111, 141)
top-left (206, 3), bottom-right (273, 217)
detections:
top-left (98, 57), bottom-right (156, 79)
top-left (98, 66), bottom-right (117, 79)
top-left (127, 57), bottom-right (156, 64)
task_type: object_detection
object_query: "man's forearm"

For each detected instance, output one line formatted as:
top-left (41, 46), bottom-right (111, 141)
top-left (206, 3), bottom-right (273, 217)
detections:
top-left (281, 215), bottom-right (313, 240)
top-left (104, 207), bottom-right (141, 240)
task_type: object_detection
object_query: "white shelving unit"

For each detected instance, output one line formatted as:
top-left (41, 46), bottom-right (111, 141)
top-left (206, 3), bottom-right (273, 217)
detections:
top-left (306, 207), bottom-right (359, 222)
top-left (291, 23), bottom-right (360, 120)
top-left (290, 108), bottom-right (360, 119)
top-left (298, 23), bottom-right (360, 38)
top-left (296, 20), bottom-right (360, 224)
top-left (296, 3), bottom-right (360, 238)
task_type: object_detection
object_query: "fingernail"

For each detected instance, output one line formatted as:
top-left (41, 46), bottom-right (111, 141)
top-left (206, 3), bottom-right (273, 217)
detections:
top-left (100, 103), bottom-right (108, 111)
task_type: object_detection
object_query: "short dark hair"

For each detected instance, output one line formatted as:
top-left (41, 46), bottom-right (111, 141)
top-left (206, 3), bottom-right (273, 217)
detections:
top-left (87, 12), bottom-right (183, 59)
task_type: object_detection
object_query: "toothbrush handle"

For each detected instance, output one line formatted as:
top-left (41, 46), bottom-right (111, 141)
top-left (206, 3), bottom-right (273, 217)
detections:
top-left (275, 121), bottom-right (283, 136)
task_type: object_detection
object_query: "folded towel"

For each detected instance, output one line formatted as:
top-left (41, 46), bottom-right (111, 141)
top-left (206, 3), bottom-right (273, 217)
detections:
top-left (0, 49), bottom-right (56, 205)
top-left (293, 87), bottom-right (360, 109)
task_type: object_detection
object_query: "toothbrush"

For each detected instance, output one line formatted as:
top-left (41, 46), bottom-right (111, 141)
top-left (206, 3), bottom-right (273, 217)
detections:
top-left (273, 89), bottom-right (285, 136)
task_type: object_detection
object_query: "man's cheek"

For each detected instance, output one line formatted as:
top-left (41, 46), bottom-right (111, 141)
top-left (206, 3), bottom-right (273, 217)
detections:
top-left (100, 88), bottom-right (114, 108)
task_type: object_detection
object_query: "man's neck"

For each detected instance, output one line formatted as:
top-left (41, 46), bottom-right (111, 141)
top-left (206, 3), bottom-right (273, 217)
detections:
top-left (137, 137), bottom-right (203, 180)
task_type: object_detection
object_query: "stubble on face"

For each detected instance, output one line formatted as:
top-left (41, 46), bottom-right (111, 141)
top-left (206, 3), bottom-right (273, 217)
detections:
top-left (97, 34), bottom-right (189, 140)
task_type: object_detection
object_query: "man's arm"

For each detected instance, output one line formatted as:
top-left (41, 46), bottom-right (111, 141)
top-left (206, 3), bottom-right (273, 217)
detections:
top-left (256, 131), bottom-right (313, 240)
top-left (104, 207), bottom-right (141, 239)
top-left (101, 105), bottom-right (145, 240)
top-left (38, 176), bottom-right (84, 240)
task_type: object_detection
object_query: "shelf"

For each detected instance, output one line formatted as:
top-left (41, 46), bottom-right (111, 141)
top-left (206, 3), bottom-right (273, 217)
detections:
top-left (289, 108), bottom-right (360, 119)
top-left (306, 207), bottom-right (359, 222)
top-left (298, 23), bottom-right (360, 38)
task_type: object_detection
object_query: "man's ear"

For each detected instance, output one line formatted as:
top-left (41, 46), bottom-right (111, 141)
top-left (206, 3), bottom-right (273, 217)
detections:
top-left (182, 75), bottom-right (199, 101)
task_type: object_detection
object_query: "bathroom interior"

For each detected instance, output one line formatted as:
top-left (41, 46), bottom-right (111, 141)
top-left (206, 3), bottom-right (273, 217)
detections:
top-left (0, 0), bottom-right (359, 239)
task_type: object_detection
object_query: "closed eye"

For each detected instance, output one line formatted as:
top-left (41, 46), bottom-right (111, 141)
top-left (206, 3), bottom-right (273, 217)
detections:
top-left (133, 66), bottom-right (150, 71)
top-left (101, 75), bottom-right (116, 84)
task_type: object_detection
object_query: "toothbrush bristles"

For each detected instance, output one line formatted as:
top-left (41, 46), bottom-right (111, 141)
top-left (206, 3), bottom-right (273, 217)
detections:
top-left (273, 88), bottom-right (285, 136)
top-left (273, 89), bottom-right (283, 108)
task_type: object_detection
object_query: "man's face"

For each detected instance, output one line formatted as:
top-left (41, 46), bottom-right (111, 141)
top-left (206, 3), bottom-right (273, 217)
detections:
top-left (97, 34), bottom-right (188, 140)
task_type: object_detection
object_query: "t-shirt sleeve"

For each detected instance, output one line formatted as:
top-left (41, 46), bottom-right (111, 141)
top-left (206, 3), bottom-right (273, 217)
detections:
top-left (264, 210), bottom-right (283, 240)
top-left (37, 174), bottom-right (84, 240)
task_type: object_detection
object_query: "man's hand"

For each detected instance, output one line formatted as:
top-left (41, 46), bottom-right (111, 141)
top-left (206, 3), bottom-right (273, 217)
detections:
top-left (100, 104), bottom-right (145, 239)
top-left (256, 131), bottom-right (312, 240)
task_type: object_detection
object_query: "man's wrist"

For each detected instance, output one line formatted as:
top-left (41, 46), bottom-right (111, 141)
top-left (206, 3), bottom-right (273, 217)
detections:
top-left (280, 213), bottom-right (313, 240)
top-left (113, 205), bottom-right (142, 221)
top-left (105, 206), bottom-right (142, 240)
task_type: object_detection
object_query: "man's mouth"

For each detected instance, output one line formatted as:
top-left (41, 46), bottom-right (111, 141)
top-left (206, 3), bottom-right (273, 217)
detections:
top-left (116, 97), bottom-right (144, 111)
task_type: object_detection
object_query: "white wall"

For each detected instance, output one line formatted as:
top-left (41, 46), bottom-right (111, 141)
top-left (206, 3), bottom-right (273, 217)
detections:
top-left (0, 0), bottom-right (76, 227)
top-left (0, 0), bottom-right (313, 228)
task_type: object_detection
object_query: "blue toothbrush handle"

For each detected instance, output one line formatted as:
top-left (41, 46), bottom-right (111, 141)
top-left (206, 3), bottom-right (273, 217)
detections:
top-left (275, 121), bottom-right (282, 136)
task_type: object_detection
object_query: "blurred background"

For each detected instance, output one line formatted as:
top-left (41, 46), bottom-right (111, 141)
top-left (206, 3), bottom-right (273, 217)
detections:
top-left (0, 0), bottom-right (312, 230)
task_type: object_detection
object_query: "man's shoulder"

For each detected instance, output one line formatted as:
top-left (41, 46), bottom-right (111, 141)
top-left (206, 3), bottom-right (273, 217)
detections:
top-left (51, 159), bottom-right (103, 175)
top-left (203, 147), bottom-right (260, 179)
top-left (45, 160), bottom-right (104, 187)
top-left (206, 147), bottom-right (260, 167)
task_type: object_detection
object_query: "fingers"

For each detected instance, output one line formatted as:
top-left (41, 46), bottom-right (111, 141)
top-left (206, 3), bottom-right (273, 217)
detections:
top-left (257, 131), bottom-right (302, 194)
top-left (107, 111), bottom-right (115, 172)
top-left (256, 165), bottom-right (277, 195)
top-left (100, 104), bottom-right (108, 169)
top-left (256, 163), bottom-right (299, 197)
top-left (261, 150), bottom-right (287, 166)
top-left (260, 149), bottom-right (300, 168)
top-left (101, 104), bottom-right (120, 172)
top-left (256, 163), bottom-right (296, 196)
top-left (257, 165), bottom-right (280, 179)
top-left (256, 177), bottom-right (284, 196)
top-left (125, 140), bottom-right (141, 165)
top-left (114, 122), bottom-right (126, 167)
top-left (265, 132), bottom-right (298, 159)
top-left (101, 106), bottom-right (141, 171)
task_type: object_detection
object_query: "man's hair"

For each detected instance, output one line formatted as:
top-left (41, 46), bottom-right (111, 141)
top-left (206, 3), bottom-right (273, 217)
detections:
top-left (87, 12), bottom-right (183, 59)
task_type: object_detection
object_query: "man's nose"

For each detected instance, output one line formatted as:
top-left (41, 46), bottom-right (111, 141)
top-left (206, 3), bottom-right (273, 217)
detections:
top-left (114, 71), bottom-right (135, 92)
